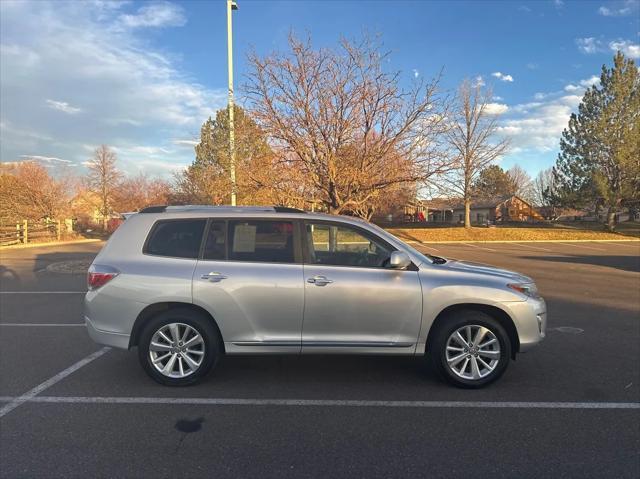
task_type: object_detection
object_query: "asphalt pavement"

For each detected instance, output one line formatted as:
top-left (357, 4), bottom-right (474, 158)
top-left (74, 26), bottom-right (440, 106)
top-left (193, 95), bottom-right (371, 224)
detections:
top-left (1, 239), bottom-right (639, 478)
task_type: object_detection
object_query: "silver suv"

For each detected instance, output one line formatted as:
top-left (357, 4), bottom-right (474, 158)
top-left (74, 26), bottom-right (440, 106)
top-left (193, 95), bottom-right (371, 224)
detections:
top-left (85, 206), bottom-right (546, 388)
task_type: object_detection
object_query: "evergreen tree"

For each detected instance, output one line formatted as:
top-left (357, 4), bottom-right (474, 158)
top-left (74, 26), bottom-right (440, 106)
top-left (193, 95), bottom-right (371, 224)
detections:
top-left (472, 165), bottom-right (516, 199)
top-left (554, 52), bottom-right (639, 230)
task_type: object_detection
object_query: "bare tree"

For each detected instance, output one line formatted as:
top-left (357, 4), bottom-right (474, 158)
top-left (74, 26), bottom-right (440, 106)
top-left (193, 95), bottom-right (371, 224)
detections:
top-left (506, 165), bottom-right (534, 202)
top-left (0, 161), bottom-right (71, 221)
top-left (441, 79), bottom-right (509, 228)
top-left (112, 174), bottom-right (171, 212)
top-left (245, 34), bottom-right (451, 214)
top-left (86, 145), bottom-right (121, 230)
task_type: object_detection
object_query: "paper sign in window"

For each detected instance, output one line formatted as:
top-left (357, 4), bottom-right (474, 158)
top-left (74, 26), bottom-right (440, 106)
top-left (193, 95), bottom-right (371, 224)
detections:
top-left (233, 224), bottom-right (257, 252)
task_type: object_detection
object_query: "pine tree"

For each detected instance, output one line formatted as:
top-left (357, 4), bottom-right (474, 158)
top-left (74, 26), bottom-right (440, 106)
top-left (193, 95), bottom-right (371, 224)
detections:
top-left (554, 52), bottom-right (639, 230)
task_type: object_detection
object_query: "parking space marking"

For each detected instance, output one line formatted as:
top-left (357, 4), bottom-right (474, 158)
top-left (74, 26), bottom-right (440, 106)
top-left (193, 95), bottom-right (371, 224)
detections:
top-left (461, 243), bottom-right (497, 252)
top-left (0, 291), bottom-right (86, 294)
top-left (512, 243), bottom-right (553, 252)
top-left (0, 347), bottom-right (110, 418)
top-left (0, 323), bottom-right (85, 327)
top-left (0, 396), bottom-right (636, 409)
top-left (419, 243), bottom-right (440, 252)
top-left (556, 242), bottom-right (607, 251)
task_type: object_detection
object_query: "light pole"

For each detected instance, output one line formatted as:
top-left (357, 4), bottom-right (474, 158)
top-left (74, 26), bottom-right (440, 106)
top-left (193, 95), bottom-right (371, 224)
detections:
top-left (227, 0), bottom-right (238, 206)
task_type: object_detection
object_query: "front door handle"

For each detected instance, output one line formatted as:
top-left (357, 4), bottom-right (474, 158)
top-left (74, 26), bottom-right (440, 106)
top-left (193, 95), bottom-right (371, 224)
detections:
top-left (307, 275), bottom-right (333, 286)
top-left (201, 272), bottom-right (227, 282)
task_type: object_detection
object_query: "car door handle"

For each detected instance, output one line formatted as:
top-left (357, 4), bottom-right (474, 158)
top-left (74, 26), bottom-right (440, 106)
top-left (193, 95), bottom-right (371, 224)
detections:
top-left (307, 275), bottom-right (333, 286)
top-left (201, 272), bottom-right (227, 282)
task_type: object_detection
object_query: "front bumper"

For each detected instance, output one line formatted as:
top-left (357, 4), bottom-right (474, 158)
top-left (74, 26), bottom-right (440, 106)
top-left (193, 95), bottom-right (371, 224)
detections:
top-left (85, 316), bottom-right (130, 349)
top-left (508, 296), bottom-right (547, 352)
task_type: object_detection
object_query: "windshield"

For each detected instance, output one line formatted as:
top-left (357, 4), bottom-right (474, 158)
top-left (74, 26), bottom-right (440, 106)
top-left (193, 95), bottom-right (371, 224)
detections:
top-left (367, 222), bottom-right (445, 265)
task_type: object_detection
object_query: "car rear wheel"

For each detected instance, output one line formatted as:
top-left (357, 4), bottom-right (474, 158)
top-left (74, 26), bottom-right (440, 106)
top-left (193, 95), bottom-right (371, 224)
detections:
top-left (428, 310), bottom-right (511, 388)
top-left (138, 309), bottom-right (221, 386)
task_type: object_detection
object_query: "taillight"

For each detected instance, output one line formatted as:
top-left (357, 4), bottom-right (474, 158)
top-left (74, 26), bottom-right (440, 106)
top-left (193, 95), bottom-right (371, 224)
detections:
top-left (87, 265), bottom-right (119, 291)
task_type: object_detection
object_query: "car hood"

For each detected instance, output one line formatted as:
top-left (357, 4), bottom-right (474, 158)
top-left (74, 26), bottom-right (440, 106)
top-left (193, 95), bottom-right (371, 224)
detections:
top-left (437, 258), bottom-right (533, 283)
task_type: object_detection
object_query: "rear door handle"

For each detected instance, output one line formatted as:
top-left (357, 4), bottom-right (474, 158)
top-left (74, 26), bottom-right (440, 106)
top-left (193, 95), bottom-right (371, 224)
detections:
top-left (307, 275), bottom-right (333, 286)
top-left (201, 272), bottom-right (227, 282)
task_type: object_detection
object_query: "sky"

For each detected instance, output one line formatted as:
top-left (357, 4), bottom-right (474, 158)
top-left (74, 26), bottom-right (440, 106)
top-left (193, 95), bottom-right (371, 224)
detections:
top-left (1, 0), bottom-right (638, 179)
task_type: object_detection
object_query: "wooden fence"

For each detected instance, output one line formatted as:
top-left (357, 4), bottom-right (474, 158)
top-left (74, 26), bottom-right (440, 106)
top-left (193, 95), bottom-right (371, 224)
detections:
top-left (0, 219), bottom-right (74, 247)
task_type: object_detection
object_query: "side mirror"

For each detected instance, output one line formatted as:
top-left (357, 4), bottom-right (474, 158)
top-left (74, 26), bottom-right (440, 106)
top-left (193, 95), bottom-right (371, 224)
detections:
top-left (389, 251), bottom-right (411, 269)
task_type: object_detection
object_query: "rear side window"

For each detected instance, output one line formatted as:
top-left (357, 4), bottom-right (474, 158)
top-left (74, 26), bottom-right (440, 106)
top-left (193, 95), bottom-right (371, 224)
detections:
top-left (228, 220), bottom-right (294, 263)
top-left (202, 221), bottom-right (226, 260)
top-left (145, 220), bottom-right (206, 259)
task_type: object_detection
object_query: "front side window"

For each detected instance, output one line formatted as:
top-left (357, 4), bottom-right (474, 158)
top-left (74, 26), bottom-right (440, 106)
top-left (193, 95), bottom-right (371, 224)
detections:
top-left (145, 220), bottom-right (206, 259)
top-left (228, 220), bottom-right (294, 263)
top-left (306, 223), bottom-right (392, 268)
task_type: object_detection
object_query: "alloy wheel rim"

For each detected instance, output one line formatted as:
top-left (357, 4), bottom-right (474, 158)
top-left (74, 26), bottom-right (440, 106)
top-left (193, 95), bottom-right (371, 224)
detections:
top-left (149, 323), bottom-right (205, 378)
top-left (445, 325), bottom-right (501, 380)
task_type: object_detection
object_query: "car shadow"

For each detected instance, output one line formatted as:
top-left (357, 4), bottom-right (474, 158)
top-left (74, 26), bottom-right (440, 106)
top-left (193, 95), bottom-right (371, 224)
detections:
top-left (520, 254), bottom-right (640, 273)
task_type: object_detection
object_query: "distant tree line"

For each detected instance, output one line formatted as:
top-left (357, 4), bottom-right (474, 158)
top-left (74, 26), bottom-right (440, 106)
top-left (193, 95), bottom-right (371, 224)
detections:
top-left (0, 36), bottom-right (636, 231)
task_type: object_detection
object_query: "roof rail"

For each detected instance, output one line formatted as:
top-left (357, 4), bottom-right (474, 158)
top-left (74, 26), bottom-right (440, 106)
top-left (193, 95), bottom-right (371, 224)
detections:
top-left (273, 206), bottom-right (305, 213)
top-left (138, 205), bottom-right (306, 214)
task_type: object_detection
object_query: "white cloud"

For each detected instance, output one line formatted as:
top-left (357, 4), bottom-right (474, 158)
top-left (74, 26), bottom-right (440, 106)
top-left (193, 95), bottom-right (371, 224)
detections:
top-left (473, 75), bottom-right (485, 87)
top-left (491, 72), bottom-right (514, 82)
top-left (609, 40), bottom-right (640, 58)
top-left (598, 0), bottom-right (639, 16)
top-left (526, 62), bottom-right (539, 70)
top-left (564, 75), bottom-right (600, 92)
top-left (19, 155), bottom-right (71, 163)
top-left (46, 99), bottom-right (82, 114)
top-left (484, 103), bottom-right (509, 115)
top-left (0, 1), bottom-right (226, 176)
top-left (118, 1), bottom-right (186, 29)
top-left (173, 139), bottom-right (199, 147)
top-left (412, 69), bottom-right (419, 78)
top-left (553, 0), bottom-right (565, 8)
top-left (576, 37), bottom-right (601, 54)
top-left (496, 89), bottom-right (588, 155)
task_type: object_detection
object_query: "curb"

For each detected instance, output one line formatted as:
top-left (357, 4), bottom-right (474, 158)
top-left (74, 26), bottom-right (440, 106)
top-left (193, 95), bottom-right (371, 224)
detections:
top-left (403, 239), bottom-right (640, 244)
top-left (0, 239), bottom-right (103, 251)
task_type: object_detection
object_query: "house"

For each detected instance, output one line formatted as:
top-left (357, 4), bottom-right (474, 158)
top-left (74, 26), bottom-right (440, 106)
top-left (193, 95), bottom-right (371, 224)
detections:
top-left (408, 195), bottom-right (544, 224)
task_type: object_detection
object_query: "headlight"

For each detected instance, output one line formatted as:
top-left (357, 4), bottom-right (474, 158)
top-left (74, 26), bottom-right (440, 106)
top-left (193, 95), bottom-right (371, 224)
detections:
top-left (507, 282), bottom-right (540, 298)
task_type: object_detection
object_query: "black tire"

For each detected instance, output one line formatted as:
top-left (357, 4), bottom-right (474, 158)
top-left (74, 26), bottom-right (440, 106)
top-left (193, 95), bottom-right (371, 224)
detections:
top-left (427, 310), bottom-right (511, 389)
top-left (138, 308), bottom-right (221, 386)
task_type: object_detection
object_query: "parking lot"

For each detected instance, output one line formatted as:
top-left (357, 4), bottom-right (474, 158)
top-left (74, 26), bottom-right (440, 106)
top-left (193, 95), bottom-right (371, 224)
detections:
top-left (1, 239), bottom-right (639, 478)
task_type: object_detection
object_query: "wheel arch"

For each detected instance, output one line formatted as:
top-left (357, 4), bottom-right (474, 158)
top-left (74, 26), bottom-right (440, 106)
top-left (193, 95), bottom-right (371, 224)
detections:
top-left (426, 303), bottom-right (519, 359)
top-left (129, 302), bottom-right (224, 352)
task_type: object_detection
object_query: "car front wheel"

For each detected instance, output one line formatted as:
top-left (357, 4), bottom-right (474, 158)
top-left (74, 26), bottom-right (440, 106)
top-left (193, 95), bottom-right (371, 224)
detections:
top-left (429, 310), bottom-right (511, 388)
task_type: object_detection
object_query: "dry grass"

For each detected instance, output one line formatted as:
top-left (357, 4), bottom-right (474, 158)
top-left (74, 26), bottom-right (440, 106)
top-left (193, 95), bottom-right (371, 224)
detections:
top-left (386, 222), bottom-right (640, 242)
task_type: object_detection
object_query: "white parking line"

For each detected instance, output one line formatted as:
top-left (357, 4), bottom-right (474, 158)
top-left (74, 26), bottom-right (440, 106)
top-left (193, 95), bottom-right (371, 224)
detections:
top-left (0, 323), bottom-right (85, 327)
top-left (0, 347), bottom-right (110, 418)
top-left (0, 396), bottom-right (636, 410)
top-left (461, 243), bottom-right (497, 252)
top-left (512, 243), bottom-right (553, 252)
top-left (556, 242), bottom-right (607, 251)
top-left (0, 291), bottom-right (86, 294)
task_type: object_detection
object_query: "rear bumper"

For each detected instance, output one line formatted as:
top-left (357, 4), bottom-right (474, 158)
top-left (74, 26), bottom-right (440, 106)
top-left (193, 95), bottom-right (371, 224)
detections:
top-left (85, 316), bottom-right (130, 349)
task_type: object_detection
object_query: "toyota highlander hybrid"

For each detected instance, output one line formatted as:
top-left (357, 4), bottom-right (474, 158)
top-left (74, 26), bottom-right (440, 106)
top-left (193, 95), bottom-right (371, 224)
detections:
top-left (85, 205), bottom-right (546, 388)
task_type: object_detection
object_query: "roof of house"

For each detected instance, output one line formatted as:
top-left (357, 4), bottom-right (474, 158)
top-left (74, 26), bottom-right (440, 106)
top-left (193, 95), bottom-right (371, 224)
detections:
top-left (418, 195), bottom-right (517, 211)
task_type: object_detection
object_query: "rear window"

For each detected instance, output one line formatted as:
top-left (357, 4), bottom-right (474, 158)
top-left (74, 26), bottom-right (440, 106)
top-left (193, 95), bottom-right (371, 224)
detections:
top-left (145, 219), bottom-right (206, 259)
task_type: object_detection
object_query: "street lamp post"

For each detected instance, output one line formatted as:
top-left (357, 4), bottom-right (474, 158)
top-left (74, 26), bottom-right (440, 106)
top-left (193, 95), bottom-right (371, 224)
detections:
top-left (227, 0), bottom-right (238, 206)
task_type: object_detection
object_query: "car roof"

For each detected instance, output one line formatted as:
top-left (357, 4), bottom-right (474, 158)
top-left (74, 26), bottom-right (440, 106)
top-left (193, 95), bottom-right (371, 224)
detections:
top-left (130, 205), bottom-right (369, 224)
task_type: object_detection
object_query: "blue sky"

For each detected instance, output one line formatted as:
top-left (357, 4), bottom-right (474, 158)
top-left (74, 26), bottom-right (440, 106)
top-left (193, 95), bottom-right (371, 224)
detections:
top-left (1, 0), bottom-right (638, 179)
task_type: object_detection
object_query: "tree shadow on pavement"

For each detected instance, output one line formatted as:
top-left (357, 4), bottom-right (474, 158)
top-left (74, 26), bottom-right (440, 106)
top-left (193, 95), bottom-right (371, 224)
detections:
top-left (521, 255), bottom-right (640, 273)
